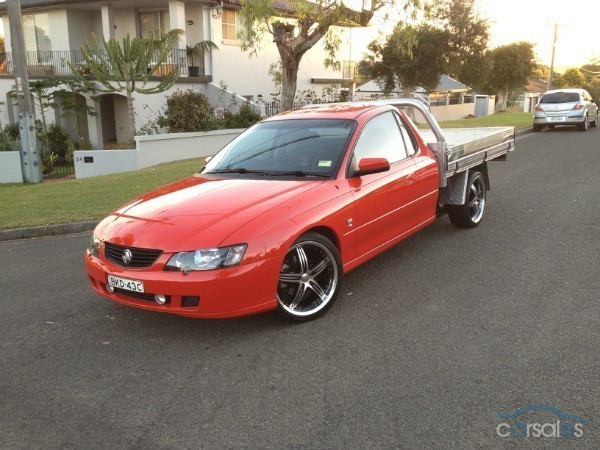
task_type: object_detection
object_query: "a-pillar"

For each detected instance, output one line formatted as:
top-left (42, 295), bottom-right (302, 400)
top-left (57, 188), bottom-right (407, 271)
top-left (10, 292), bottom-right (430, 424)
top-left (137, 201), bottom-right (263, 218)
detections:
top-left (101, 4), bottom-right (115, 41)
top-left (86, 97), bottom-right (104, 149)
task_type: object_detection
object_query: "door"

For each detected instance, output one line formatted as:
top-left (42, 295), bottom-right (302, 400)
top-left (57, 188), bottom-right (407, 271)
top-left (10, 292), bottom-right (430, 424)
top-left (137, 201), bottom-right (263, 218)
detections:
top-left (348, 111), bottom-right (421, 257)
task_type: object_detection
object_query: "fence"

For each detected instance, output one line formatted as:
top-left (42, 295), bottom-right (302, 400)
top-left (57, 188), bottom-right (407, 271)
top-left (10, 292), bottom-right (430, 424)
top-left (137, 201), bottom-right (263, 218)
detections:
top-left (428, 93), bottom-right (474, 107)
top-left (42, 151), bottom-right (75, 180)
top-left (0, 49), bottom-right (201, 77)
top-left (263, 100), bottom-right (327, 117)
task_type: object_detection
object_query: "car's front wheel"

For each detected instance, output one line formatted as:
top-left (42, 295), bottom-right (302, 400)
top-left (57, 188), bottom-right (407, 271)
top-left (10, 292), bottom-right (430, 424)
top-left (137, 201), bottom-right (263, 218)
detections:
top-left (590, 112), bottom-right (598, 128)
top-left (277, 233), bottom-right (342, 321)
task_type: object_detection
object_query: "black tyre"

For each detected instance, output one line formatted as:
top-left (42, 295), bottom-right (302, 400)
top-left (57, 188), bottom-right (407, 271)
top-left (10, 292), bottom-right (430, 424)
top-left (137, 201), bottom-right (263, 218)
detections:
top-left (533, 124), bottom-right (542, 132)
top-left (448, 170), bottom-right (487, 228)
top-left (276, 232), bottom-right (342, 321)
top-left (578, 114), bottom-right (589, 131)
top-left (590, 113), bottom-right (597, 127)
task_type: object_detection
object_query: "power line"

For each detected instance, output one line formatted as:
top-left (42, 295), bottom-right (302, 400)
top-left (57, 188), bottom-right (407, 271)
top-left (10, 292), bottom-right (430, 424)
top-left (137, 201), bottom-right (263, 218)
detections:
top-left (580, 67), bottom-right (600, 76)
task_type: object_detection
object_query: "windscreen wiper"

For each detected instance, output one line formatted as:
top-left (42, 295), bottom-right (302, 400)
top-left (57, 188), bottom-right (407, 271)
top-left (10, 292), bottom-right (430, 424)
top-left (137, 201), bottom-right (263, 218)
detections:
top-left (206, 168), bottom-right (270, 175)
top-left (268, 170), bottom-right (331, 178)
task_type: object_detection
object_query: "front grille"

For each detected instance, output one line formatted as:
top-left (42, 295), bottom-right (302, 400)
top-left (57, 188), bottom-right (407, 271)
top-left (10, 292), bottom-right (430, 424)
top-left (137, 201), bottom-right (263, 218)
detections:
top-left (113, 287), bottom-right (171, 304)
top-left (104, 242), bottom-right (163, 268)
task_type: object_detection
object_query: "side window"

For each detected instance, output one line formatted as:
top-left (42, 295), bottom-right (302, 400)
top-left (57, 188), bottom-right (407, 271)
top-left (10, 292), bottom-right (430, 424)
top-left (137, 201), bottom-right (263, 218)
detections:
top-left (351, 112), bottom-right (408, 171)
top-left (395, 114), bottom-right (417, 156)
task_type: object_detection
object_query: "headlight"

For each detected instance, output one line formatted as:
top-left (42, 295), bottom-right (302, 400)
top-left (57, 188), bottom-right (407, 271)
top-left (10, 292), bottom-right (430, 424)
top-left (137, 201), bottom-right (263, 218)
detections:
top-left (88, 233), bottom-right (101, 257)
top-left (165, 244), bottom-right (247, 273)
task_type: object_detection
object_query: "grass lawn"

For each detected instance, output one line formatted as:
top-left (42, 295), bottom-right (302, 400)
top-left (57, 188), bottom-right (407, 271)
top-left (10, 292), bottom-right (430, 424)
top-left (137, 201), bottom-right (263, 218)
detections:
top-left (438, 111), bottom-right (532, 130)
top-left (0, 158), bottom-right (204, 230)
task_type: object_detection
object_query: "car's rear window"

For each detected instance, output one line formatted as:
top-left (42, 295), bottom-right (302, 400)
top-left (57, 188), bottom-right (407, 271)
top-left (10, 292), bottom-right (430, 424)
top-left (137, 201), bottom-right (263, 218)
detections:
top-left (540, 92), bottom-right (580, 103)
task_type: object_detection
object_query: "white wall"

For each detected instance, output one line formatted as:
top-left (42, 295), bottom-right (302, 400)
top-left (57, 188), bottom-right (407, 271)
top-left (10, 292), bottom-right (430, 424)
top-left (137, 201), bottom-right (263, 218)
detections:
top-left (1, 16), bottom-right (10, 50)
top-left (48, 10), bottom-right (70, 52)
top-left (488, 96), bottom-right (496, 116)
top-left (136, 128), bottom-right (242, 168)
top-left (74, 149), bottom-right (138, 178)
top-left (113, 8), bottom-right (137, 39)
top-left (67, 9), bottom-right (95, 50)
top-left (0, 152), bottom-right (24, 184)
top-left (209, 14), bottom-right (366, 101)
top-left (114, 95), bottom-right (130, 142)
top-left (74, 128), bottom-right (242, 178)
top-left (185, 3), bottom-right (205, 48)
top-left (431, 103), bottom-right (476, 122)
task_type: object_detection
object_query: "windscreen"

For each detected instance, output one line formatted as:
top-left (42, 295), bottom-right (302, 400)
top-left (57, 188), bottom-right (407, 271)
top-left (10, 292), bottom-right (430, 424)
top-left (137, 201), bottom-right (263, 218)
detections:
top-left (201, 119), bottom-right (356, 178)
top-left (540, 92), bottom-right (580, 103)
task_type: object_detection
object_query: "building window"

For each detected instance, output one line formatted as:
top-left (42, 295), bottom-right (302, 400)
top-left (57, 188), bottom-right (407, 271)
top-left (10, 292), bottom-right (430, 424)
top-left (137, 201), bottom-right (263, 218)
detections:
top-left (222, 10), bottom-right (236, 40)
top-left (139, 10), bottom-right (170, 37)
top-left (23, 13), bottom-right (51, 53)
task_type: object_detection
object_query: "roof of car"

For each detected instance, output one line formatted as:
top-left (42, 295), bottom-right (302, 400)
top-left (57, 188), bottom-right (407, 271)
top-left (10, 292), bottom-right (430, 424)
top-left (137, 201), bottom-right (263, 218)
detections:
top-left (264, 102), bottom-right (391, 121)
top-left (543, 88), bottom-right (585, 94)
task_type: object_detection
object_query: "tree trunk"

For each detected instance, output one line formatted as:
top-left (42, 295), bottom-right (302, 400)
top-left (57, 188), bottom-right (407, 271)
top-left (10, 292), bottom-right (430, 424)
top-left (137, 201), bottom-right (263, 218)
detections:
top-left (126, 88), bottom-right (136, 140)
top-left (280, 54), bottom-right (300, 112)
top-left (272, 20), bottom-right (329, 112)
top-left (497, 83), bottom-right (509, 111)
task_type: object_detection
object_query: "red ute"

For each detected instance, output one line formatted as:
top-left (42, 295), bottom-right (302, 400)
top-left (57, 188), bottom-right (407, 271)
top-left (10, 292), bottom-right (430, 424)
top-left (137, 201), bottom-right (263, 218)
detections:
top-left (86, 103), bottom-right (440, 320)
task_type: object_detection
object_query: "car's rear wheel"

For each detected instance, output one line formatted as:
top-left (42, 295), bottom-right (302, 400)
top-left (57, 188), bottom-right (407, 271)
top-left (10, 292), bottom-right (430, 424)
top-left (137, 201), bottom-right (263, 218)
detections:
top-left (448, 170), bottom-right (487, 228)
top-left (578, 114), bottom-right (589, 131)
top-left (277, 233), bottom-right (342, 321)
top-left (533, 124), bottom-right (542, 132)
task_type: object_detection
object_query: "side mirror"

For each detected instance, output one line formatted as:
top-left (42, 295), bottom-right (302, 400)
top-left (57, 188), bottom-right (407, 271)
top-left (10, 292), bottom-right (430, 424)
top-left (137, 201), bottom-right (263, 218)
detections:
top-left (353, 157), bottom-right (390, 177)
top-left (204, 156), bottom-right (213, 163)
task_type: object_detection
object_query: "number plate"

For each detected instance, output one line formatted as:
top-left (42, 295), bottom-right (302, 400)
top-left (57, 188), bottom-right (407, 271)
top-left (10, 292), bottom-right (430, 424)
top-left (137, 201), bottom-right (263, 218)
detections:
top-left (107, 275), bottom-right (144, 293)
top-left (549, 116), bottom-right (565, 122)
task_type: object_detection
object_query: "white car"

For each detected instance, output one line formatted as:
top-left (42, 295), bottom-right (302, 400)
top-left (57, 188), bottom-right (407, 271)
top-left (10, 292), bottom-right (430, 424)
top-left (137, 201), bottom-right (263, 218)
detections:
top-left (533, 89), bottom-right (598, 132)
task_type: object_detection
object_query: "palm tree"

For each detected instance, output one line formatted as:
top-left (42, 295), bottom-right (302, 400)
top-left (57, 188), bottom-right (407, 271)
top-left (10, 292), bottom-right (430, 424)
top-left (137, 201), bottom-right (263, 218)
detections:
top-left (186, 40), bottom-right (219, 77)
top-left (69, 29), bottom-right (183, 139)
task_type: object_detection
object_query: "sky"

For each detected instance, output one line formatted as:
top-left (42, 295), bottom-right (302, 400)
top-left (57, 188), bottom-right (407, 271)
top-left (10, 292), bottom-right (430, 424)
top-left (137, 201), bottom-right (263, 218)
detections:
top-left (0, 0), bottom-right (597, 71)
top-left (346, 0), bottom-right (598, 72)
top-left (477, 0), bottom-right (598, 70)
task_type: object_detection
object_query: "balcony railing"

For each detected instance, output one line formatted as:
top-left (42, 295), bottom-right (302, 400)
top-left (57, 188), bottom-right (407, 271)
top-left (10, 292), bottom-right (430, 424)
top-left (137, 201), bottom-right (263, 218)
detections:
top-left (0, 49), bottom-right (206, 78)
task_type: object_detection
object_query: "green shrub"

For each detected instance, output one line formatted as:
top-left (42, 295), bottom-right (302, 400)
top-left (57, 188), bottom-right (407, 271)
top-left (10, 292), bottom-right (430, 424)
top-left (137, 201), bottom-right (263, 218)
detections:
top-left (1, 124), bottom-right (20, 151)
top-left (223, 103), bottom-right (262, 129)
top-left (159, 89), bottom-right (213, 132)
top-left (4, 123), bottom-right (20, 141)
top-left (40, 123), bottom-right (70, 157)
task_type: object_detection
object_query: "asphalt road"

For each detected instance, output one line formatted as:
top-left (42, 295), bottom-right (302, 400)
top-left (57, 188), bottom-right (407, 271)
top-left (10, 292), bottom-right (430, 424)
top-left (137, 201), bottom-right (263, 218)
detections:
top-left (1, 127), bottom-right (598, 449)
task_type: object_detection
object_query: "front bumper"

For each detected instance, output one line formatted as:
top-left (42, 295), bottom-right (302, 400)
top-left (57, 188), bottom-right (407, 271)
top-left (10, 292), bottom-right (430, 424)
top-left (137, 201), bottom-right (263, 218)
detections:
top-left (85, 251), bottom-right (281, 318)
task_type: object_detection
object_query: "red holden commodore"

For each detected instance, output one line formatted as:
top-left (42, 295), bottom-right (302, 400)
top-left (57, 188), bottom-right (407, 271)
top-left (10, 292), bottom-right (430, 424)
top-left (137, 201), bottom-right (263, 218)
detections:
top-left (85, 103), bottom-right (439, 321)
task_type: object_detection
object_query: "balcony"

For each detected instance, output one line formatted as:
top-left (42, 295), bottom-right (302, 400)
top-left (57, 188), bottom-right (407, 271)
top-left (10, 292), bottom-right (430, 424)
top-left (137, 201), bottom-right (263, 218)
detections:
top-left (0, 50), bottom-right (208, 79)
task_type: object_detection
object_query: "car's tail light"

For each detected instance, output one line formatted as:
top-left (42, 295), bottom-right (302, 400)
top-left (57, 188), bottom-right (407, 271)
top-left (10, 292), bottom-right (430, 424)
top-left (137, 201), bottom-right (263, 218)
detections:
top-left (572, 102), bottom-right (584, 110)
top-left (534, 105), bottom-right (543, 111)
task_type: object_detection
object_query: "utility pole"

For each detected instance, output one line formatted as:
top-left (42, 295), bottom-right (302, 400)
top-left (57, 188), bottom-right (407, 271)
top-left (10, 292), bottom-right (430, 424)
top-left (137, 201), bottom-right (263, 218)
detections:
top-left (546, 23), bottom-right (570, 91)
top-left (7, 0), bottom-right (42, 183)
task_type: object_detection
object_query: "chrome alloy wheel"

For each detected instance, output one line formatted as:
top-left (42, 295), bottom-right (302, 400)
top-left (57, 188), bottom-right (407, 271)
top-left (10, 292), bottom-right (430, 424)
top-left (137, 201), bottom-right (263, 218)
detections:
top-left (468, 174), bottom-right (486, 224)
top-left (277, 240), bottom-right (339, 317)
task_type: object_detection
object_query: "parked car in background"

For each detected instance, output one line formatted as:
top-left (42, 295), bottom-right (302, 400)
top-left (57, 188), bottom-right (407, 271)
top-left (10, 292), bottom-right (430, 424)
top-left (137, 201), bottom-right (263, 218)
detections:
top-left (533, 89), bottom-right (598, 132)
